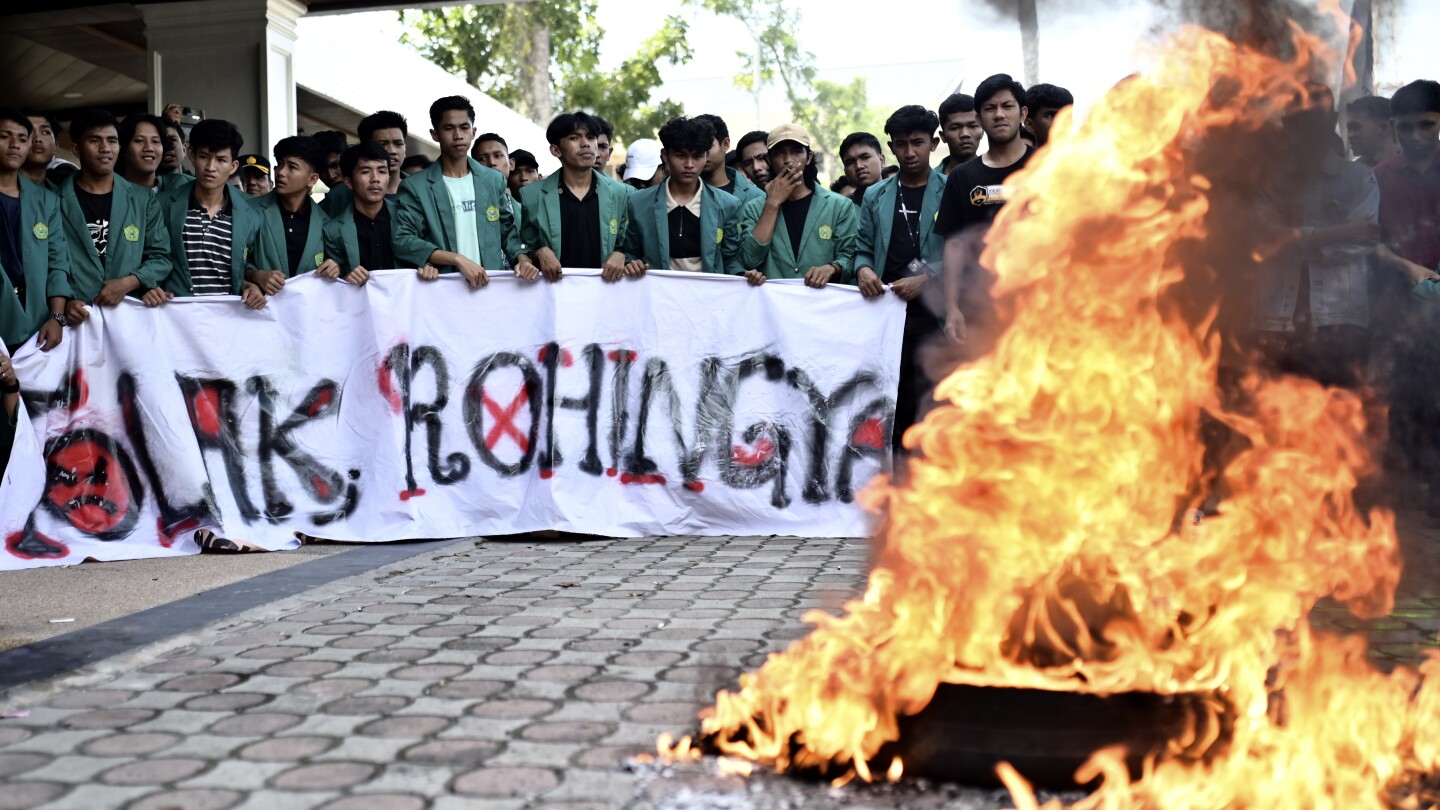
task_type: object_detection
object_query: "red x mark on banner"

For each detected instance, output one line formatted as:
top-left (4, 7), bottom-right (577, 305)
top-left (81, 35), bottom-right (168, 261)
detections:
top-left (483, 384), bottom-right (530, 452)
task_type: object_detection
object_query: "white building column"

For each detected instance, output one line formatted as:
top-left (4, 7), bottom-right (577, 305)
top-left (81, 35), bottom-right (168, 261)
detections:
top-left (139, 0), bottom-right (304, 158)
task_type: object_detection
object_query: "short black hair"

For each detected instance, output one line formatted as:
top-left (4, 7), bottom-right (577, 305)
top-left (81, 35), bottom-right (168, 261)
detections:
top-left (312, 130), bottom-right (348, 157)
top-left (69, 109), bottom-right (119, 145)
top-left (509, 149), bottom-right (539, 170)
top-left (694, 114), bottom-right (729, 143)
top-left (19, 107), bottom-right (57, 136)
top-left (657, 116), bottom-right (716, 156)
top-left (884, 105), bottom-right (940, 139)
top-left (1392, 80), bottom-right (1440, 117)
top-left (429, 96), bottom-right (476, 128)
top-left (881, 165), bottom-right (899, 178)
top-left (975, 74), bottom-right (1027, 110)
top-left (274, 135), bottom-right (327, 174)
top-left (545, 111), bottom-right (599, 146)
top-left (829, 175), bottom-right (854, 193)
top-left (341, 141), bottom-right (391, 179)
top-left (0, 108), bottom-right (33, 137)
top-left (593, 115), bottom-right (614, 141)
top-left (736, 130), bottom-right (767, 154)
top-left (1346, 95), bottom-right (1392, 121)
top-left (839, 132), bottom-right (883, 159)
top-left (119, 113), bottom-right (169, 151)
top-left (359, 110), bottom-right (408, 142)
top-left (938, 93), bottom-right (976, 120)
top-left (475, 132), bottom-right (507, 150)
top-left (188, 118), bottom-right (243, 157)
top-left (400, 154), bottom-right (432, 172)
top-left (161, 117), bottom-right (185, 145)
top-left (1026, 83), bottom-right (1073, 111)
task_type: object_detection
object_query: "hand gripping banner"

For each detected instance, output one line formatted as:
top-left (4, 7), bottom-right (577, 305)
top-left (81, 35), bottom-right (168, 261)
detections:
top-left (0, 270), bottom-right (906, 570)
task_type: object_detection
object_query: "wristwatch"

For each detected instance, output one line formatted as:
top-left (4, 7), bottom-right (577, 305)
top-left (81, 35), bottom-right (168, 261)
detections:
top-left (50, 312), bottom-right (67, 327)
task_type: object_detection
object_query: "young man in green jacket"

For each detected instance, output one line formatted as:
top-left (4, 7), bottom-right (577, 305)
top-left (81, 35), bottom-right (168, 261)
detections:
top-left (156, 119), bottom-right (266, 308)
top-left (53, 109), bottom-right (173, 327)
top-left (853, 105), bottom-right (948, 451)
top-left (518, 111), bottom-right (632, 281)
top-left (697, 114), bottom-right (765, 206)
top-left (394, 96), bottom-right (525, 288)
top-left (619, 116), bottom-right (743, 278)
top-left (0, 109), bottom-right (71, 352)
top-left (323, 142), bottom-right (435, 285)
top-left (246, 136), bottom-right (339, 299)
top-left (736, 124), bottom-right (858, 286)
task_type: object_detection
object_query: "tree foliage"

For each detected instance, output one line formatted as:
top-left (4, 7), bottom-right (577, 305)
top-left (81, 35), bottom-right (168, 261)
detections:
top-left (685, 0), bottom-right (875, 177)
top-left (401, 1), bottom-right (692, 139)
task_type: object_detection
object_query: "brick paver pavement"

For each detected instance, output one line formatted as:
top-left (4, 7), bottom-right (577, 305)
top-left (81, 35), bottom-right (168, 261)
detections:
top-left (1, 516), bottom-right (1438, 810)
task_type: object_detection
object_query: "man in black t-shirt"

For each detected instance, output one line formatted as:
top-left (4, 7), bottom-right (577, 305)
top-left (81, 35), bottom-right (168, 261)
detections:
top-left (938, 73), bottom-right (1033, 346)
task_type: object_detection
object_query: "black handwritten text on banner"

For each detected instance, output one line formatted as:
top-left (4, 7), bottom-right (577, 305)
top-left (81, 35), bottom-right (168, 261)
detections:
top-left (0, 270), bottom-right (905, 570)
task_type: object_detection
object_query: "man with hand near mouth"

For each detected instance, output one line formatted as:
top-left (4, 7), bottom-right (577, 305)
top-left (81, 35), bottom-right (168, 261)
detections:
top-left (938, 73), bottom-right (1032, 347)
top-left (55, 108), bottom-right (172, 323)
top-left (619, 116), bottom-right (743, 279)
top-left (0, 108), bottom-right (72, 352)
top-left (518, 110), bottom-right (632, 282)
top-left (736, 123), bottom-right (857, 288)
top-left (394, 96), bottom-right (524, 288)
top-left (246, 135), bottom-right (339, 299)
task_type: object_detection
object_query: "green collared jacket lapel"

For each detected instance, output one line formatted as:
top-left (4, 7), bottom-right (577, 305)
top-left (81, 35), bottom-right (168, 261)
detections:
top-left (851, 169), bottom-right (946, 283)
top-left (57, 173), bottom-right (171, 301)
top-left (158, 179), bottom-right (262, 296)
top-left (623, 182), bottom-right (742, 274)
top-left (0, 178), bottom-right (73, 348)
top-left (322, 199), bottom-right (398, 276)
top-left (520, 170), bottom-right (634, 265)
top-left (251, 191), bottom-right (329, 277)
top-left (737, 183), bottom-right (859, 280)
top-left (393, 158), bottom-right (517, 272)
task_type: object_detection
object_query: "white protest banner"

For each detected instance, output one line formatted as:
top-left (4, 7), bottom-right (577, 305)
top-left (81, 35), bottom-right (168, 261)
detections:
top-left (0, 270), bottom-right (905, 571)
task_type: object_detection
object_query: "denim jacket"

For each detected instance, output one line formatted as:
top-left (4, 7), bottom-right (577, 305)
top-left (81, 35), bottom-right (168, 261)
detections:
top-left (1251, 153), bottom-right (1379, 331)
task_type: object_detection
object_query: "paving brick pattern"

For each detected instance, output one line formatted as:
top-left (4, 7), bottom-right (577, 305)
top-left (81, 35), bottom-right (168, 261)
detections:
top-left (0, 519), bottom-right (1437, 809)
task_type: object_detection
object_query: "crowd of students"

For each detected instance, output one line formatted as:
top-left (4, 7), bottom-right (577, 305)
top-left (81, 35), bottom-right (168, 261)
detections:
top-left (0, 73), bottom-right (1437, 476)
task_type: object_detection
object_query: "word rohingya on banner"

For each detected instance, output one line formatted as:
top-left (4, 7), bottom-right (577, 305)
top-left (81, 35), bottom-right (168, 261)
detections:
top-left (0, 270), bottom-right (906, 570)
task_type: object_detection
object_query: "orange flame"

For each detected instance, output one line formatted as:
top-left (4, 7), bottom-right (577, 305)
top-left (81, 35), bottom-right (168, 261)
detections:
top-left (691, 17), bottom-right (1440, 808)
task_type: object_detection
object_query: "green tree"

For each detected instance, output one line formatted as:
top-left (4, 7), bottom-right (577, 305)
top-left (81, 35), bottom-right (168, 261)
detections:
top-left (401, 1), bottom-right (692, 139)
top-left (686, 0), bottom-right (874, 179)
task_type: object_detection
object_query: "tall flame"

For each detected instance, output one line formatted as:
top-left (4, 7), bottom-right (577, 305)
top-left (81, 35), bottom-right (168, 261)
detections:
top-left (695, 18), bottom-right (1440, 807)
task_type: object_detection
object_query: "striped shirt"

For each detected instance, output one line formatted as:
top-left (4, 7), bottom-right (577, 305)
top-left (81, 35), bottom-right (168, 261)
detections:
top-left (184, 196), bottom-right (234, 296)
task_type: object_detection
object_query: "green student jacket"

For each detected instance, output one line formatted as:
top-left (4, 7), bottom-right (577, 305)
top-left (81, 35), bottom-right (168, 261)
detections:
top-left (394, 159), bottom-right (518, 273)
top-left (0, 178), bottom-right (74, 348)
top-left (852, 169), bottom-right (947, 283)
top-left (716, 167), bottom-right (765, 206)
top-left (320, 182), bottom-right (352, 219)
top-left (56, 174), bottom-right (172, 302)
top-left (157, 179), bottom-right (264, 296)
top-left (737, 183), bottom-right (859, 280)
top-left (250, 191), bottom-right (330, 277)
top-left (518, 170), bottom-right (633, 266)
top-left (322, 199), bottom-right (399, 276)
top-left (620, 182), bottom-right (743, 275)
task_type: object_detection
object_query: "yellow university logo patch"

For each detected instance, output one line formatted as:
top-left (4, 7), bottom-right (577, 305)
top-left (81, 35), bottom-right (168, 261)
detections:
top-left (486, 205), bottom-right (500, 222)
top-left (817, 224), bottom-right (833, 241)
top-left (715, 227), bottom-right (724, 244)
top-left (124, 225), bottom-right (139, 242)
top-left (609, 218), bottom-right (618, 236)
top-left (32, 223), bottom-right (48, 240)
top-left (314, 251), bottom-right (324, 267)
